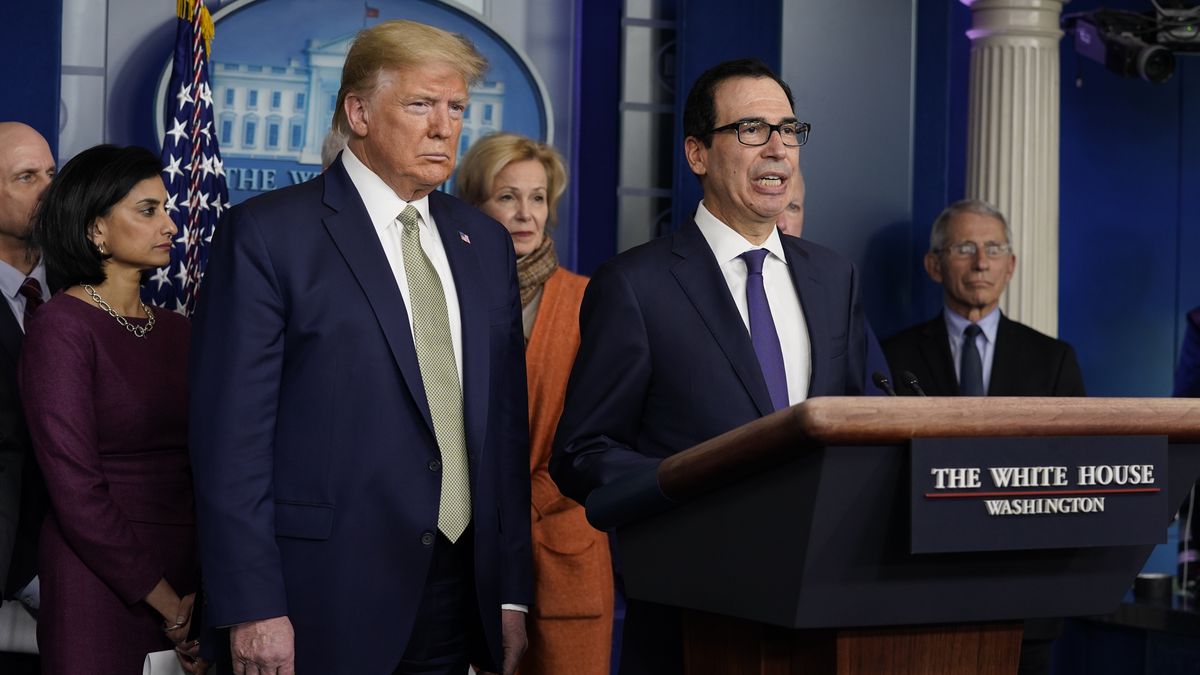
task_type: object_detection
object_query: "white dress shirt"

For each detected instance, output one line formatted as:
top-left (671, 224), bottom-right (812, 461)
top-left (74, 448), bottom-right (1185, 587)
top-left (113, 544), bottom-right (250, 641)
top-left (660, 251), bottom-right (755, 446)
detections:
top-left (943, 305), bottom-right (1001, 394)
top-left (341, 146), bottom-right (463, 384)
top-left (341, 149), bottom-right (526, 614)
top-left (694, 202), bottom-right (811, 404)
top-left (0, 258), bottom-right (50, 332)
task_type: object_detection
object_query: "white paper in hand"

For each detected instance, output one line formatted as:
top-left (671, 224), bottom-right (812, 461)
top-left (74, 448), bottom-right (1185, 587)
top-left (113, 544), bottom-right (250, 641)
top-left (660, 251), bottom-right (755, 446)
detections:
top-left (143, 649), bottom-right (186, 675)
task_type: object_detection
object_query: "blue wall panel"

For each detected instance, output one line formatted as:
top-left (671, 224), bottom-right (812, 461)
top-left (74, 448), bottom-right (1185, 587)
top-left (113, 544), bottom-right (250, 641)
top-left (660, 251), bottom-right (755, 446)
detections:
top-left (909, 1), bottom-right (973, 330)
top-left (670, 0), bottom-right (782, 233)
top-left (0, 1), bottom-right (63, 154)
top-left (1058, 1), bottom-right (1193, 396)
top-left (570, 0), bottom-right (623, 274)
top-left (1176, 62), bottom-right (1200, 384)
top-left (910, 0), bottom-right (956, 329)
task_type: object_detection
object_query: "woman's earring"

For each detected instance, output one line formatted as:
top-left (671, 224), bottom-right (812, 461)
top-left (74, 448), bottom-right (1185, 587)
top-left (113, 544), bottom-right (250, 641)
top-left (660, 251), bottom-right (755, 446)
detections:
top-left (97, 241), bottom-right (107, 255)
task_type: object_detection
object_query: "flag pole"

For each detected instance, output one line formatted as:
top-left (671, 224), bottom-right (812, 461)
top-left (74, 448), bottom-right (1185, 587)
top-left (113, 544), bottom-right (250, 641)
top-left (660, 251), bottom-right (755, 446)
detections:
top-left (155, 0), bottom-right (228, 316)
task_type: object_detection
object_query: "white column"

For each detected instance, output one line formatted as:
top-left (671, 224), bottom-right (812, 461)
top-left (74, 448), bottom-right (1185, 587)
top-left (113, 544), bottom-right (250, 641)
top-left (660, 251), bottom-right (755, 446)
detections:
top-left (961, 0), bottom-right (1067, 337)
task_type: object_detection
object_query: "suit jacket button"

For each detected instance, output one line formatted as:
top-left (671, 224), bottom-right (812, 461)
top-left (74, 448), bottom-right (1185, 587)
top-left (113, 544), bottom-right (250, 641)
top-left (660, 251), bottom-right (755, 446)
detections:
top-left (428, 459), bottom-right (441, 472)
top-left (421, 531), bottom-right (435, 546)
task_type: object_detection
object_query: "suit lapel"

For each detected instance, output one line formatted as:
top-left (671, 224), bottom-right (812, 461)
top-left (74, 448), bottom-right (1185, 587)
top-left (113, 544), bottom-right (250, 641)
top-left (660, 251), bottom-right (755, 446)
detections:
top-left (429, 192), bottom-right (489, 458)
top-left (781, 238), bottom-right (825, 396)
top-left (918, 314), bottom-right (959, 395)
top-left (320, 160), bottom-right (435, 435)
top-left (0, 304), bottom-right (22, 363)
top-left (670, 221), bottom-right (774, 417)
top-left (988, 314), bottom-right (1017, 396)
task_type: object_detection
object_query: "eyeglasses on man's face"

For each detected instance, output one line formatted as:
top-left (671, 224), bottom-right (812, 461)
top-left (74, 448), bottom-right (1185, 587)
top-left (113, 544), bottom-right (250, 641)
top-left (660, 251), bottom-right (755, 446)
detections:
top-left (937, 241), bottom-right (1013, 259)
top-left (705, 120), bottom-right (811, 147)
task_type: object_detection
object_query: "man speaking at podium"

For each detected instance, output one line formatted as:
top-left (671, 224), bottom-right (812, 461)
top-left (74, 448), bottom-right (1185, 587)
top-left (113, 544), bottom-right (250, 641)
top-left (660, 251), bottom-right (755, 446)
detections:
top-left (551, 58), bottom-right (867, 675)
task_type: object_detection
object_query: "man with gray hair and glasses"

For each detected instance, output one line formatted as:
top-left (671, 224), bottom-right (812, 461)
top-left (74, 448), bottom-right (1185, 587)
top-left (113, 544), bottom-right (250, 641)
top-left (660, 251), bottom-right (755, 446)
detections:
top-left (884, 199), bottom-right (1084, 675)
top-left (883, 198), bottom-right (1084, 400)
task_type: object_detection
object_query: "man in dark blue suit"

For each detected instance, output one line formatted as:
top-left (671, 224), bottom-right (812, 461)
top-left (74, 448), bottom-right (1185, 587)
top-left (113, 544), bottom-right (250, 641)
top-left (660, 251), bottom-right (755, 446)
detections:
top-left (189, 20), bottom-right (532, 675)
top-left (551, 59), bottom-right (867, 674)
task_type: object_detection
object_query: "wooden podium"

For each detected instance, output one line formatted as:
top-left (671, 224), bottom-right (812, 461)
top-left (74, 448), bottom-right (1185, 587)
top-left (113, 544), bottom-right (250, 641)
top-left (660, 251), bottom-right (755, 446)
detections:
top-left (585, 397), bottom-right (1200, 675)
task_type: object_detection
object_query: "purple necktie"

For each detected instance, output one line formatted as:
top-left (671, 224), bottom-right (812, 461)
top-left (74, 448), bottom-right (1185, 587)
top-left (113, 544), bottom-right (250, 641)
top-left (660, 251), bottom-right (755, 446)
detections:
top-left (18, 277), bottom-right (44, 325)
top-left (740, 249), bottom-right (789, 411)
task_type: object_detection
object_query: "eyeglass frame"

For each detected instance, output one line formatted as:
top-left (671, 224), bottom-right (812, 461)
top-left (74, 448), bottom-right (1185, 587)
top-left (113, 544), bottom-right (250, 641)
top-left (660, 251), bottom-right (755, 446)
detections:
top-left (703, 119), bottom-right (811, 147)
top-left (934, 241), bottom-right (1014, 259)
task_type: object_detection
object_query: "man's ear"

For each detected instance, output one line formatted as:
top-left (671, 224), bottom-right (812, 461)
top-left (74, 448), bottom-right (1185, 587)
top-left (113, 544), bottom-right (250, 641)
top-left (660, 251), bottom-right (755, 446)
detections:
top-left (1004, 252), bottom-right (1017, 284)
top-left (924, 251), bottom-right (944, 284)
top-left (344, 92), bottom-right (370, 137)
top-left (684, 136), bottom-right (708, 177)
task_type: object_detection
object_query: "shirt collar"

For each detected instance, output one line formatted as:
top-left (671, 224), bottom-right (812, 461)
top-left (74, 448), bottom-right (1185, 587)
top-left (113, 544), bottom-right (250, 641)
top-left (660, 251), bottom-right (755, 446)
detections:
top-left (0, 257), bottom-right (47, 300)
top-left (341, 145), bottom-right (433, 234)
top-left (693, 201), bottom-right (788, 266)
top-left (943, 304), bottom-right (1001, 344)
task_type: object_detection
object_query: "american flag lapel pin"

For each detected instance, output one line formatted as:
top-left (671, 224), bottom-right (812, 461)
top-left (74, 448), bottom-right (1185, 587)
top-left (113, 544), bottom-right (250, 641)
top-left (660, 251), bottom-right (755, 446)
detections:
top-left (459, 231), bottom-right (471, 244)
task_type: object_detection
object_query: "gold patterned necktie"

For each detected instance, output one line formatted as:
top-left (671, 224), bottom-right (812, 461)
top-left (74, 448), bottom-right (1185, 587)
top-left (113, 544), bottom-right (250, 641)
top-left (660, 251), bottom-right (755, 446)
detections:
top-left (398, 205), bottom-right (471, 542)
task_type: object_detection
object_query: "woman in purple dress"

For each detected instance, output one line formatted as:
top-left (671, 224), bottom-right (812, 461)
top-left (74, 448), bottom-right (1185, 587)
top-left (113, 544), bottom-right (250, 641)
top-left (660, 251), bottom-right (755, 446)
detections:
top-left (20, 145), bottom-right (205, 674)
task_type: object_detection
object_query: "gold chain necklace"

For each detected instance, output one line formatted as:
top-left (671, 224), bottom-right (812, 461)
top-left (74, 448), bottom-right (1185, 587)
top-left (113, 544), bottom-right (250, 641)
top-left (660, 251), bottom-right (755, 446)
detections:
top-left (82, 285), bottom-right (156, 338)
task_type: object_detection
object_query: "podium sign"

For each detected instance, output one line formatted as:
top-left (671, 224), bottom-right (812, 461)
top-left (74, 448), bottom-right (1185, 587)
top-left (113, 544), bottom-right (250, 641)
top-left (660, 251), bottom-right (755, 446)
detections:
top-left (597, 397), bottom-right (1200, 675)
top-left (911, 435), bottom-right (1167, 554)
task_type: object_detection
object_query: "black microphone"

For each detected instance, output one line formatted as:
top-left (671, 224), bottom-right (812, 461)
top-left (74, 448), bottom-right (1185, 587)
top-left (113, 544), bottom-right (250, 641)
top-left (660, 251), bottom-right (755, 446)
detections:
top-left (899, 370), bottom-right (927, 397)
top-left (871, 371), bottom-right (897, 396)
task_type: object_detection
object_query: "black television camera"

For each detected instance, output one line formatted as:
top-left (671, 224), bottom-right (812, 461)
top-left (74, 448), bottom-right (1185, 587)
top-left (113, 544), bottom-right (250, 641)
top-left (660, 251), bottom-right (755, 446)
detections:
top-left (1064, 1), bottom-right (1199, 84)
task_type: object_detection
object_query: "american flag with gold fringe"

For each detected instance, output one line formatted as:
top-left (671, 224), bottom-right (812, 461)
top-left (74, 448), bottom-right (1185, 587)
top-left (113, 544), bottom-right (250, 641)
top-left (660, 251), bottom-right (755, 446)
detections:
top-left (147, 0), bottom-right (229, 316)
